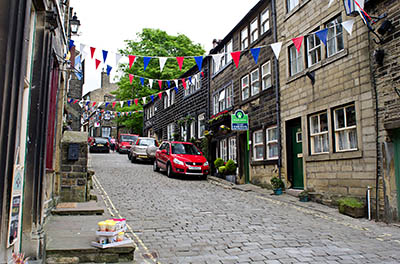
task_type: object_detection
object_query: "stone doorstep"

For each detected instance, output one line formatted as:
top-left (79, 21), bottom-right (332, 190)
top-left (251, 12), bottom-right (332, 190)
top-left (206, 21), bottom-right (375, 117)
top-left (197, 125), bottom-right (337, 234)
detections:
top-left (52, 201), bottom-right (104, 216)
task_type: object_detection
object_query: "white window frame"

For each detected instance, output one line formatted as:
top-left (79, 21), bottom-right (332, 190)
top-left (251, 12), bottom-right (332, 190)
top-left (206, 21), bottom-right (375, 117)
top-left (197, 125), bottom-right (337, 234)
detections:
top-left (309, 112), bottom-right (329, 155)
top-left (287, 0), bottom-right (299, 12)
top-left (251, 69), bottom-right (260, 96)
top-left (218, 89), bottom-right (225, 112)
top-left (334, 105), bottom-right (358, 152)
top-left (326, 16), bottom-right (344, 57)
top-left (167, 123), bottom-right (174, 141)
top-left (250, 18), bottom-right (258, 43)
top-left (170, 90), bottom-right (175, 106)
top-left (307, 33), bottom-right (321, 67)
top-left (226, 40), bottom-right (233, 64)
top-left (226, 85), bottom-right (233, 109)
top-left (262, 61), bottom-right (272, 90)
top-left (181, 125), bottom-right (187, 142)
top-left (241, 27), bottom-right (249, 50)
top-left (266, 126), bottom-right (278, 160)
top-left (184, 80), bottom-right (190, 97)
top-left (198, 113), bottom-right (206, 138)
top-left (289, 44), bottom-right (303, 76)
top-left (220, 139), bottom-right (227, 161)
top-left (253, 130), bottom-right (264, 161)
top-left (195, 73), bottom-right (201, 91)
top-left (190, 121), bottom-right (196, 139)
top-left (163, 93), bottom-right (169, 108)
top-left (260, 8), bottom-right (270, 35)
top-left (228, 137), bottom-right (237, 162)
top-left (241, 75), bottom-right (249, 100)
top-left (213, 94), bottom-right (219, 115)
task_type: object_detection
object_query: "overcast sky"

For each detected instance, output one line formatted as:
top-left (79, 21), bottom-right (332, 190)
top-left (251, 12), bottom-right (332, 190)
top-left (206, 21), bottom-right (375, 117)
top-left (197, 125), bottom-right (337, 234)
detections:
top-left (70, 0), bottom-right (260, 95)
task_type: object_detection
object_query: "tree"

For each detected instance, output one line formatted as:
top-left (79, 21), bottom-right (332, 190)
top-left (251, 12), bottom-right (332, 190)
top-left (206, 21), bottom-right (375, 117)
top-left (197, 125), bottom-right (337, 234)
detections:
top-left (113, 28), bottom-right (205, 134)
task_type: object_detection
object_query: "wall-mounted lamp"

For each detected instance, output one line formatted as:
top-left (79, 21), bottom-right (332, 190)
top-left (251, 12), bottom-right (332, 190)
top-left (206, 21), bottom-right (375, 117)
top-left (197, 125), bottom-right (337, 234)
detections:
top-left (306, 71), bottom-right (315, 85)
top-left (374, 49), bottom-right (384, 66)
top-left (377, 19), bottom-right (393, 35)
top-left (70, 12), bottom-right (81, 35)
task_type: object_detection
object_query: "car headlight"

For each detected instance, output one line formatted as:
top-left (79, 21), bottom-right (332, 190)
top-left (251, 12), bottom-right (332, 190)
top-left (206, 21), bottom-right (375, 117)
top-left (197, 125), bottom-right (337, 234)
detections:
top-left (203, 161), bottom-right (209, 166)
top-left (173, 158), bottom-right (184, 165)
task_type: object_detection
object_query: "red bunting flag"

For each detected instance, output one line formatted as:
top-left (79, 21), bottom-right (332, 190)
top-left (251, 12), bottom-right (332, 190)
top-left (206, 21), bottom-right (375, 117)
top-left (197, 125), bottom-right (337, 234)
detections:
top-left (158, 92), bottom-right (162, 100)
top-left (95, 59), bottom-right (101, 70)
top-left (292, 36), bottom-right (304, 53)
top-left (176, 57), bottom-right (184, 71)
top-left (158, 80), bottom-right (163, 90)
top-left (112, 102), bottom-right (116, 108)
top-left (128, 55), bottom-right (136, 69)
top-left (90, 47), bottom-right (96, 59)
top-left (129, 74), bottom-right (134, 84)
top-left (182, 78), bottom-right (187, 90)
top-left (73, 99), bottom-right (79, 104)
top-left (92, 102), bottom-right (96, 107)
top-left (134, 98), bottom-right (138, 105)
top-left (201, 71), bottom-right (204, 77)
top-left (231, 51), bottom-right (241, 68)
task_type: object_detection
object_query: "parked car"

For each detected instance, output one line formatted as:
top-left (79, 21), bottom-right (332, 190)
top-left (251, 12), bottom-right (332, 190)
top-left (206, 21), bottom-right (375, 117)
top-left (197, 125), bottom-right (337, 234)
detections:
top-left (129, 137), bottom-right (159, 162)
top-left (116, 133), bottom-right (138, 154)
top-left (153, 141), bottom-right (209, 179)
top-left (89, 137), bottom-right (110, 153)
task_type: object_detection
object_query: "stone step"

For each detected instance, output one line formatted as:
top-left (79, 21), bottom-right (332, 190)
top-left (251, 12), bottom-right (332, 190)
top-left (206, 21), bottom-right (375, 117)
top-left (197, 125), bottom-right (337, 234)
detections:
top-left (285, 188), bottom-right (304, 197)
top-left (52, 201), bottom-right (104, 216)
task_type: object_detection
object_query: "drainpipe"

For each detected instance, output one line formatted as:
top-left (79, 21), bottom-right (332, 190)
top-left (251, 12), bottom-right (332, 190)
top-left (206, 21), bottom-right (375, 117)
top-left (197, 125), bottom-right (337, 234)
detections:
top-left (271, 0), bottom-right (282, 180)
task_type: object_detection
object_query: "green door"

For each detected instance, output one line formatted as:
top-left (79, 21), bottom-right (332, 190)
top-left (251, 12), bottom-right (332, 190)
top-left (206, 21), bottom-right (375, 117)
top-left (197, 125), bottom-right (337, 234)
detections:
top-left (394, 129), bottom-right (400, 218)
top-left (291, 125), bottom-right (304, 189)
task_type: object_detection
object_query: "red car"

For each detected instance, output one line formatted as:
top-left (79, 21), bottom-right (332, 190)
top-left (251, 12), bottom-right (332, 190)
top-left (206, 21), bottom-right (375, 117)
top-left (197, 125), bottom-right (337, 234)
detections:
top-left (153, 141), bottom-right (209, 179)
top-left (116, 133), bottom-right (139, 154)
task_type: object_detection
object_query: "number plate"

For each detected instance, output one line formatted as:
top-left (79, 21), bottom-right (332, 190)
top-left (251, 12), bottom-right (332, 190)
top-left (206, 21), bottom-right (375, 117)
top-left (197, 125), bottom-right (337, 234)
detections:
top-left (188, 166), bottom-right (201, 170)
top-left (138, 155), bottom-right (147, 158)
top-left (97, 144), bottom-right (103, 147)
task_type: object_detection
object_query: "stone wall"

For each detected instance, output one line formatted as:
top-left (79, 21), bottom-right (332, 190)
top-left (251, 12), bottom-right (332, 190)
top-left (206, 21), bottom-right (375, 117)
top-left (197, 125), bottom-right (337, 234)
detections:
top-left (60, 131), bottom-right (89, 202)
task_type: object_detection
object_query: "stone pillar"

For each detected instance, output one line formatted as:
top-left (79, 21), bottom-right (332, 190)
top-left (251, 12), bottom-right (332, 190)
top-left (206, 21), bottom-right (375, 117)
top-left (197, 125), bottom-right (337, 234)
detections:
top-left (60, 131), bottom-right (88, 202)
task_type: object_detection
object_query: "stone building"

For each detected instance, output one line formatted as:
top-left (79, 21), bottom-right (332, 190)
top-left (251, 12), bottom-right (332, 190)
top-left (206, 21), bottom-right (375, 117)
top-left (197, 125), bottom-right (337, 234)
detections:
top-left (276, 0), bottom-right (377, 205)
top-left (208, 0), bottom-right (278, 184)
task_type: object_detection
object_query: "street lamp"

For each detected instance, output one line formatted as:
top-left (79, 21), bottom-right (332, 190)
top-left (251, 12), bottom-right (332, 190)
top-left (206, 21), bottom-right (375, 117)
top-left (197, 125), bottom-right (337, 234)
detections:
top-left (70, 12), bottom-right (80, 35)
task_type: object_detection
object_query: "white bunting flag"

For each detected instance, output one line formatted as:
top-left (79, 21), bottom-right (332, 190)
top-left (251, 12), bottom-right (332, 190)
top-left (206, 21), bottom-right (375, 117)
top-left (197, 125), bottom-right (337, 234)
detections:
top-left (174, 79), bottom-right (179, 88)
top-left (271, 42), bottom-right (283, 59)
top-left (115, 53), bottom-right (123, 68)
top-left (142, 97), bottom-right (147, 105)
top-left (328, 0), bottom-right (335, 7)
top-left (342, 20), bottom-right (355, 35)
top-left (166, 89), bottom-right (170, 98)
top-left (98, 102), bottom-right (103, 108)
top-left (79, 43), bottom-right (86, 53)
top-left (212, 54), bottom-right (224, 71)
top-left (120, 101), bottom-right (124, 108)
top-left (159, 57), bottom-right (167, 72)
top-left (149, 79), bottom-right (154, 88)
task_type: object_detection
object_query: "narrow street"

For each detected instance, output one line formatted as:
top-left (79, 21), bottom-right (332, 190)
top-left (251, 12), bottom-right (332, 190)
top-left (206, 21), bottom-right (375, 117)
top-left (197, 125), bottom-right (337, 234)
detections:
top-left (90, 152), bottom-right (400, 264)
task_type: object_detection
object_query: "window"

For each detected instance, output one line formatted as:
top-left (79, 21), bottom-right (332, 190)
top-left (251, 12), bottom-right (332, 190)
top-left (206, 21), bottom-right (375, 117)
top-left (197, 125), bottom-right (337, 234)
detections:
top-left (266, 127), bottom-right (278, 160)
top-left (226, 41), bottom-right (233, 64)
top-left (190, 121), bottom-right (196, 139)
top-left (226, 85), bottom-right (233, 108)
top-left (198, 113), bottom-right (206, 138)
top-left (260, 8), bottom-right (270, 34)
top-left (262, 61), bottom-right (271, 90)
top-left (241, 27), bottom-right (249, 50)
top-left (289, 44), bottom-right (303, 76)
top-left (250, 18), bottom-right (258, 43)
top-left (251, 69), bottom-right (260, 96)
top-left (213, 85), bottom-right (233, 114)
top-left (213, 94), bottom-right (219, 115)
top-left (102, 127), bottom-right (111, 138)
top-left (309, 112), bottom-right (329, 154)
top-left (195, 73), bottom-right (201, 91)
top-left (164, 94), bottom-right (169, 109)
top-left (241, 75), bottom-right (249, 100)
top-left (253, 130), bottom-right (264, 160)
top-left (229, 137), bottom-right (237, 162)
top-left (220, 139), bottom-right (227, 161)
top-left (167, 123), bottom-right (174, 141)
top-left (213, 41), bottom-right (232, 74)
top-left (326, 16), bottom-right (344, 57)
top-left (181, 125), bottom-right (187, 141)
top-left (170, 90), bottom-right (175, 106)
top-left (287, 0), bottom-right (299, 12)
top-left (184, 80), bottom-right (190, 97)
top-left (334, 105), bottom-right (357, 152)
top-left (218, 89), bottom-right (225, 112)
top-left (306, 32), bottom-right (321, 67)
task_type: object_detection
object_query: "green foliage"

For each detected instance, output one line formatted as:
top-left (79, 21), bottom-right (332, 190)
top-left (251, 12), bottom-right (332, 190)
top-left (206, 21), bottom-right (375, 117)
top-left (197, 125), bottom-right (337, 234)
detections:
top-left (338, 197), bottom-right (364, 211)
top-left (218, 166), bottom-right (226, 174)
top-left (270, 177), bottom-right (285, 190)
top-left (214, 158), bottom-right (225, 168)
top-left (200, 137), bottom-right (208, 159)
top-left (225, 160), bottom-right (237, 175)
top-left (114, 28), bottom-right (205, 132)
top-left (298, 191), bottom-right (309, 198)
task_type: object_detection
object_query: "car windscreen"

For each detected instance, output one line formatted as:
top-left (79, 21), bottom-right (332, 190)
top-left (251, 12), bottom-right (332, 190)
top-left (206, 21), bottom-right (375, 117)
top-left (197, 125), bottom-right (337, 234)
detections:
top-left (171, 143), bottom-right (201, 155)
top-left (138, 139), bottom-right (155, 146)
top-left (120, 135), bottom-right (137, 142)
top-left (95, 138), bottom-right (108, 144)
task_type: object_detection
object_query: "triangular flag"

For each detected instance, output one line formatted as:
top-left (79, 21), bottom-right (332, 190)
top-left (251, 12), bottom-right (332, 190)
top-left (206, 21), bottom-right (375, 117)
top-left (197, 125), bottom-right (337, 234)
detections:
top-left (127, 100), bottom-right (131, 107)
top-left (134, 98), bottom-right (138, 105)
top-left (158, 92), bottom-right (162, 100)
top-left (250, 48), bottom-right (261, 64)
top-left (201, 71), bottom-right (204, 77)
top-left (115, 53), bottom-right (122, 67)
top-left (98, 102), bottom-right (103, 108)
top-left (167, 80), bottom-right (171, 88)
top-left (166, 89), bottom-right (170, 98)
top-left (73, 99), bottom-right (79, 104)
top-left (231, 51), bottom-right (241, 68)
top-left (81, 50), bottom-right (88, 62)
top-left (342, 20), bottom-right (355, 36)
top-left (292, 36), bottom-right (304, 53)
top-left (90, 47), bottom-right (96, 59)
top-left (159, 57), bottom-right (167, 72)
top-left (158, 80), bottom-right (163, 90)
top-left (176, 57), bottom-right (184, 71)
top-left (95, 59), bottom-right (101, 70)
top-left (194, 56), bottom-right (203, 71)
top-left (129, 74), bottom-right (134, 84)
top-left (188, 76), bottom-right (192, 84)
top-left (150, 95), bottom-right (154, 102)
top-left (105, 102), bottom-right (110, 107)
top-left (149, 79), bottom-right (153, 88)
top-left (79, 43), bottom-right (86, 53)
top-left (328, 0), bottom-right (335, 7)
top-left (182, 78), bottom-right (187, 90)
top-left (112, 102), bottom-right (116, 108)
top-left (174, 80), bottom-right (179, 88)
top-left (92, 102), bottom-right (96, 107)
top-left (106, 65), bottom-right (112, 76)
top-left (143, 57), bottom-right (151, 71)
top-left (212, 54), bottom-right (224, 71)
top-left (102, 50), bottom-right (108, 63)
top-left (129, 55), bottom-right (136, 69)
top-left (120, 101), bottom-right (124, 108)
top-left (68, 98), bottom-right (73, 103)
top-left (174, 87), bottom-right (178, 93)
top-left (142, 97), bottom-right (147, 104)
top-left (271, 42), bottom-right (283, 59)
top-left (315, 28), bottom-right (328, 46)
top-left (140, 77), bottom-right (145, 86)
top-left (69, 40), bottom-right (75, 51)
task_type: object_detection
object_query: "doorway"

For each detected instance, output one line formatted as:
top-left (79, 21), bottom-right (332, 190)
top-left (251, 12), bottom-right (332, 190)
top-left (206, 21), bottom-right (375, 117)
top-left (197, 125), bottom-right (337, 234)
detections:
top-left (238, 133), bottom-right (249, 183)
top-left (286, 118), bottom-right (304, 189)
top-left (393, 129), bottom-right (400, 218)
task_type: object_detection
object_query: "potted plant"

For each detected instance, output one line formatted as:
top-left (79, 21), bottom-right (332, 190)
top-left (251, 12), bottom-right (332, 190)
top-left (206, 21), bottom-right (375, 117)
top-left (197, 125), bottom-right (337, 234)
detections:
top-left (270, 177), bottom-right (284, 195)
top-left (224, 159), bottom-right (237, 183)
top-left (338, 197), bottom-right (365, 218)
top-left (214, 158), bottom-right (225, 178)
top-left (298, 191), bottom-right (309, 202)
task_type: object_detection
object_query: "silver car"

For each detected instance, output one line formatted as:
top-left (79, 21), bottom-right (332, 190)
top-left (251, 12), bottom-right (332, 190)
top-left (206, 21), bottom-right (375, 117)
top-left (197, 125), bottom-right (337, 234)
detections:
top-left (129, 137), bottom-right (159, 163)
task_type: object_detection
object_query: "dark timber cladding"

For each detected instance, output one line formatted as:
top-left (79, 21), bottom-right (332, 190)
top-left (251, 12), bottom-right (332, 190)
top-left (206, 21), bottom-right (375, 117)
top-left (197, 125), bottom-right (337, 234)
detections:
top-left (209, 0), bottom-right (279, 185)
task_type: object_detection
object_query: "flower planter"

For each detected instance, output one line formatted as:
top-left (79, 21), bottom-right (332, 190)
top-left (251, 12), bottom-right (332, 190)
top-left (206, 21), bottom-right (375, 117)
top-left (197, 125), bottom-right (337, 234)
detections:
top-left (273, 188), bottom-right (282, 195)
top-left (299, 196), bottom-right (309, 202)
top-left (339, 204), bottom-right (365, 218)
top-left (225, 175), bottom-right (236, 183)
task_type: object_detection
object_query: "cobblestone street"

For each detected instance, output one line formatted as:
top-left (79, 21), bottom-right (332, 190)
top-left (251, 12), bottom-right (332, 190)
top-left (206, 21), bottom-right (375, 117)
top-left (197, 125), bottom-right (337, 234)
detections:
top-left (90, 152), bottom-right (400, 264)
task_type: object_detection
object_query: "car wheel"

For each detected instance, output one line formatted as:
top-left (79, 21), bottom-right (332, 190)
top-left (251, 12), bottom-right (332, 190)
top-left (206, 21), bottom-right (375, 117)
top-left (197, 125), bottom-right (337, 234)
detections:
top-left (153, 159), bottom-right (159, 172)
top-left (131, 155), bottom-right (136, 163)
top-left (166, 163), bottom-right (174, 178)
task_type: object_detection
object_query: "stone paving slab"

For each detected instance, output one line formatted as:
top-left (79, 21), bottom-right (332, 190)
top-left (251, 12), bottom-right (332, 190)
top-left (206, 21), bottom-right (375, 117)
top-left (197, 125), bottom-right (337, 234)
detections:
top-left (52, 200), bottom-right (104, 215)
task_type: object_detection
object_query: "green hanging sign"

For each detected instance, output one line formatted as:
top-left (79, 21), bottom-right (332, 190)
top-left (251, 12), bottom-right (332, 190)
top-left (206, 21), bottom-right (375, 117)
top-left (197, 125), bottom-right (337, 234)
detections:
top-left (231, 109), bottom-right (248, 131)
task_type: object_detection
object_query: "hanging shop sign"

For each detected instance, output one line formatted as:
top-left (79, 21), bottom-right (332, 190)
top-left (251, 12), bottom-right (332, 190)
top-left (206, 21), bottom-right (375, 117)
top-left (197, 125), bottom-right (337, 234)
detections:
top-left (7, 163), bottom-right (24, 249)
top-left (231, 109), bottom-right (249, 131)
